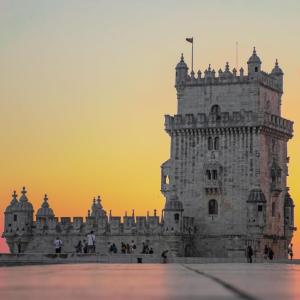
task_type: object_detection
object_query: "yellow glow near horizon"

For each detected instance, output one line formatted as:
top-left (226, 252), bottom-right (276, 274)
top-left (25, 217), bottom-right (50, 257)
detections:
top-left (0, 1), bottom-right (300, 256)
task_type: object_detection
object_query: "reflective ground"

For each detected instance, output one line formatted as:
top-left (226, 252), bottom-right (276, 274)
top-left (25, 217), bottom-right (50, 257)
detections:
top-left (0, 263), bottom-right (299, 300)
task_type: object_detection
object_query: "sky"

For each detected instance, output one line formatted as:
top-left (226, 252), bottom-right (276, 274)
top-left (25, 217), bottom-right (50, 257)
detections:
top-left (0, 0), bottom-right (299, 254)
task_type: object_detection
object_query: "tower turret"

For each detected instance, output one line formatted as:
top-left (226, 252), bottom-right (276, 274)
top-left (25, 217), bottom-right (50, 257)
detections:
top-left (175, 53), bottom-right (188, 87)
top-left (3, 187), bottom-right (34, 253)
top-left (271, 59), bottom-right (284, 91)
top-left (36, 194), bottom-right (55, 221)
top-left (247, 47), bottom-right (261, 78)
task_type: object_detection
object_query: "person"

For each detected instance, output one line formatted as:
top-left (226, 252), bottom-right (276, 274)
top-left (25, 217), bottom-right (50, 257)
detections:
top-left (268, 248), bottom-right (274, 260)
top-left (17, 242), bottom-right (22, 254)
top-left (264, 245), bottom-right (269, 260)
top-left (161, 250), bottom-right (168, 263)
top-left (83, 239), bottom-right (88, 253)
top-left (87, 231), bottom-right (96, 253)
top-left (288, 243), bottom-right (293, 260)
top-left (112, 243), bottom-right (117, 254)
top-left (149, 247), bottom-right (154, 254)
top-left (54, 237), bottom-right (63, 254)
top-left (246, 245), bottom-right (253, 263)
top-left (130, 240), bottom-right (136, 254)
top-left (75, 240), bottom-right (83, 253)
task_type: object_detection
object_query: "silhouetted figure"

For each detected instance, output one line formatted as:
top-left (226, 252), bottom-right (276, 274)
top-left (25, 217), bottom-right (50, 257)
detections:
top-left (54, 237), bottom-right (62, 254)
top-left (268, 248), bottom-right (274, 260)
top-left (264, 245), bottom-right (269, 260)
top-left (149, 247), bottom-right (154, 254)
top-left (288, 243), bottom-right (293, 260)
top-left (75, 240), bottom-right (83, 253)
top-left (161, 250), bottom-right (169, 263)
top-left (246, 245), bottom-right (253, 263)
top-left (17, 242), bottom-right (21, 254)
top-left (83, 239), bottom-right (88, 253)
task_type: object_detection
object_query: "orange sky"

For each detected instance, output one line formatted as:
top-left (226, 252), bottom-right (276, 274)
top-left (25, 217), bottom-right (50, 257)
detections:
top-left (0, 1), bottom-right (299, 255)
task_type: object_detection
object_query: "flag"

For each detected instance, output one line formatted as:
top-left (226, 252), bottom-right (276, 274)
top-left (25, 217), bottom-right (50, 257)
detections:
top-left (186, 37), bottom-right (193, 43)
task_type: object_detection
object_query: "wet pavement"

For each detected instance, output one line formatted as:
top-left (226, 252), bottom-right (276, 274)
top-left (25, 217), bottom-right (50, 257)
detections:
top-left (0, 263), bottom-right (299, 300)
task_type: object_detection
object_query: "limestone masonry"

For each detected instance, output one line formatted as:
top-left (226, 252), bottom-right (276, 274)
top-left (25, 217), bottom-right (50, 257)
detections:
top-left (3, 47), bottom-right (296, 258)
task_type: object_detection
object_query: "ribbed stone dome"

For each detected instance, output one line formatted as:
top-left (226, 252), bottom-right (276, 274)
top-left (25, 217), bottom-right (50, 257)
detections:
top-left (247, 189), bottom-right (266, 203)
top-left (36, 194), bottom-right (54, 218)
top-left (17, 187), bottom-right (34, 212)
top-left (271, 59), bottom-right (283, 76)
top-left (247, 47), bottom-right (261, 64)
top-left (5, 191), bottom-right (18, 213)
top-left (176, 54), bottom-right (188, 69)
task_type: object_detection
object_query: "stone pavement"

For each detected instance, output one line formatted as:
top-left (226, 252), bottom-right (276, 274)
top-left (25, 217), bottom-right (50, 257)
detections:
top-left (0, 263), bottom-right (299, 300)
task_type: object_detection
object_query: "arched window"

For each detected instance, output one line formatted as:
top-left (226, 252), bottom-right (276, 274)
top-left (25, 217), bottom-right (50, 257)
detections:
top-left (208, 199), bottom-right (218, 215)
top-left (206, 170), bottom-right (211, 180)
top-left (208, 137), bottom-right (213, 150)
top-left (214, 137), bottom-right (219, 150)
top-left (212, 170), bottom-right (218, 180)
top-left (211, 105), bottom-right (221, 119)
top-left (174, 213), bottom-right (180, 223)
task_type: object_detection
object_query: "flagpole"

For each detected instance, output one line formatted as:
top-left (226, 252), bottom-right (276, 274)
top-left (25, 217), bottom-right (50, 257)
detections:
top-left (192, 41), bottom-right (194, 72)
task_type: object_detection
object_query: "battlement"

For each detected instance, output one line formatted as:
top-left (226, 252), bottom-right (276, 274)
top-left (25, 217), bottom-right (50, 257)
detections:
top-left (165, 111), bottom-right (293, 137)
top-left (179, 69), bottom-right (282, 93)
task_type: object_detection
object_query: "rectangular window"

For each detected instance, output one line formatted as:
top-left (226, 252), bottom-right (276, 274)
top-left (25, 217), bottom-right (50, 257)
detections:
top-left (258, 205), bottom-right (263, 212)
top-left (13, 215), bottom-right (17, 222)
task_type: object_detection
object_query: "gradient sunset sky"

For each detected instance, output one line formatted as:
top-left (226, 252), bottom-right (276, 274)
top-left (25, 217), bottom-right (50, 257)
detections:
top-left (0, 0), bottom-right (299, 254)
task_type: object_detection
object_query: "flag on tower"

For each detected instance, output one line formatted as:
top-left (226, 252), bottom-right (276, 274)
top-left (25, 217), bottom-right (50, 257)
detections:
top-left (186, 37), bottom-right (193, 43)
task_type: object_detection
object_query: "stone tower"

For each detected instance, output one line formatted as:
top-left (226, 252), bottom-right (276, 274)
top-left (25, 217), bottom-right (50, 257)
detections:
top-left (3, 187), bottom-right (34, 253)
top-left (161, 48), bottom-right (295, 258)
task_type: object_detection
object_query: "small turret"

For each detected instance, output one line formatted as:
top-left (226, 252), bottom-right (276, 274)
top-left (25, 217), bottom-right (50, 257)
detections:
top-left (247, 47), bottom-right (261, 78)
top-left (163, 187), bottom-right (184, 233)
top-left (271, 59), bottom-right (284, 91)
top-left (36, 194), bottom-right (55, 221)
top-left (175, 53), bottom-right (188, 87)
top-left (284, 190), bottom-right (295, 238)
top-left (91, 195), bottom-right (107, 221)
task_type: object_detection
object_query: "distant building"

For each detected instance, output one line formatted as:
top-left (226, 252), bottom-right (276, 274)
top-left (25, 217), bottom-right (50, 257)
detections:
top-left (3, 48), bottom-right (295, 258)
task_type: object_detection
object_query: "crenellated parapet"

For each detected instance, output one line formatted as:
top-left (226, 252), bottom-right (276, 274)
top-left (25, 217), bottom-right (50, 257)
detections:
top-left (176, 48), bottom-right (283, 93)
top-left (165, 111), bottom-right (293, 138)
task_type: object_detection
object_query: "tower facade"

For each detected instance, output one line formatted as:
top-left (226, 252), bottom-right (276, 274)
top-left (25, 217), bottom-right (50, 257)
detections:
top-left (161, 48), bottom-right (295, 258)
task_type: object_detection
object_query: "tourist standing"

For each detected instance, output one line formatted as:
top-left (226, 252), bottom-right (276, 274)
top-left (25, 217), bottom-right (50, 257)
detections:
top-left (264, 245), bottom-right (269, 260)
top-left (75, 240), bottom-right (83, 253)
top-left (87, 231), bottom-right (96, 253)
top-left (246, 245), bottom-right (253, 263)
top-left (161, 250), bottom-right (168, 263)
top-left (288, 243), bottom-right (293, 260)
top-left (268, 248), bottom-right (274, 260)
top-left (54, 237), bottom-right (63, 254)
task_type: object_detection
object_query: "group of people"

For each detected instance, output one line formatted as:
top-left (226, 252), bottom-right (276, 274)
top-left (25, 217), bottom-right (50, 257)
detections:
top-left (108, 240), bottom-right (154, 255)
top-left (53, 231), bottom-right (96, 254)
top-left (246, 244), bottom-right (275, 263)
top-left (263, 245), bottom-right (274, 261)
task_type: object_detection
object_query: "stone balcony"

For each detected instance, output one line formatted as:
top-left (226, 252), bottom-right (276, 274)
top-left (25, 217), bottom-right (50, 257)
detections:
top-left (165, 111), bottom-right (293, 137)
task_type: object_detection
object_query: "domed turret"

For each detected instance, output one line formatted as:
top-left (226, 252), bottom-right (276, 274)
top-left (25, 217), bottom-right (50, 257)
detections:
top-left (17, 187), bottom-right (34, 212)
top-left (36, 194), bottom-right (55, 220)
top-left (247, 47), bottom-right (262, 77)
top-left (271, 59), bottom-right (283, 91)
top-left (175, 53), bottom-right (188, 87)
top-left (91, 195), bottom-right (107, 220)
top-left (3, 187), bottom-right (34, 253)
top-left (5, 191), bottom-right (18, 213)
